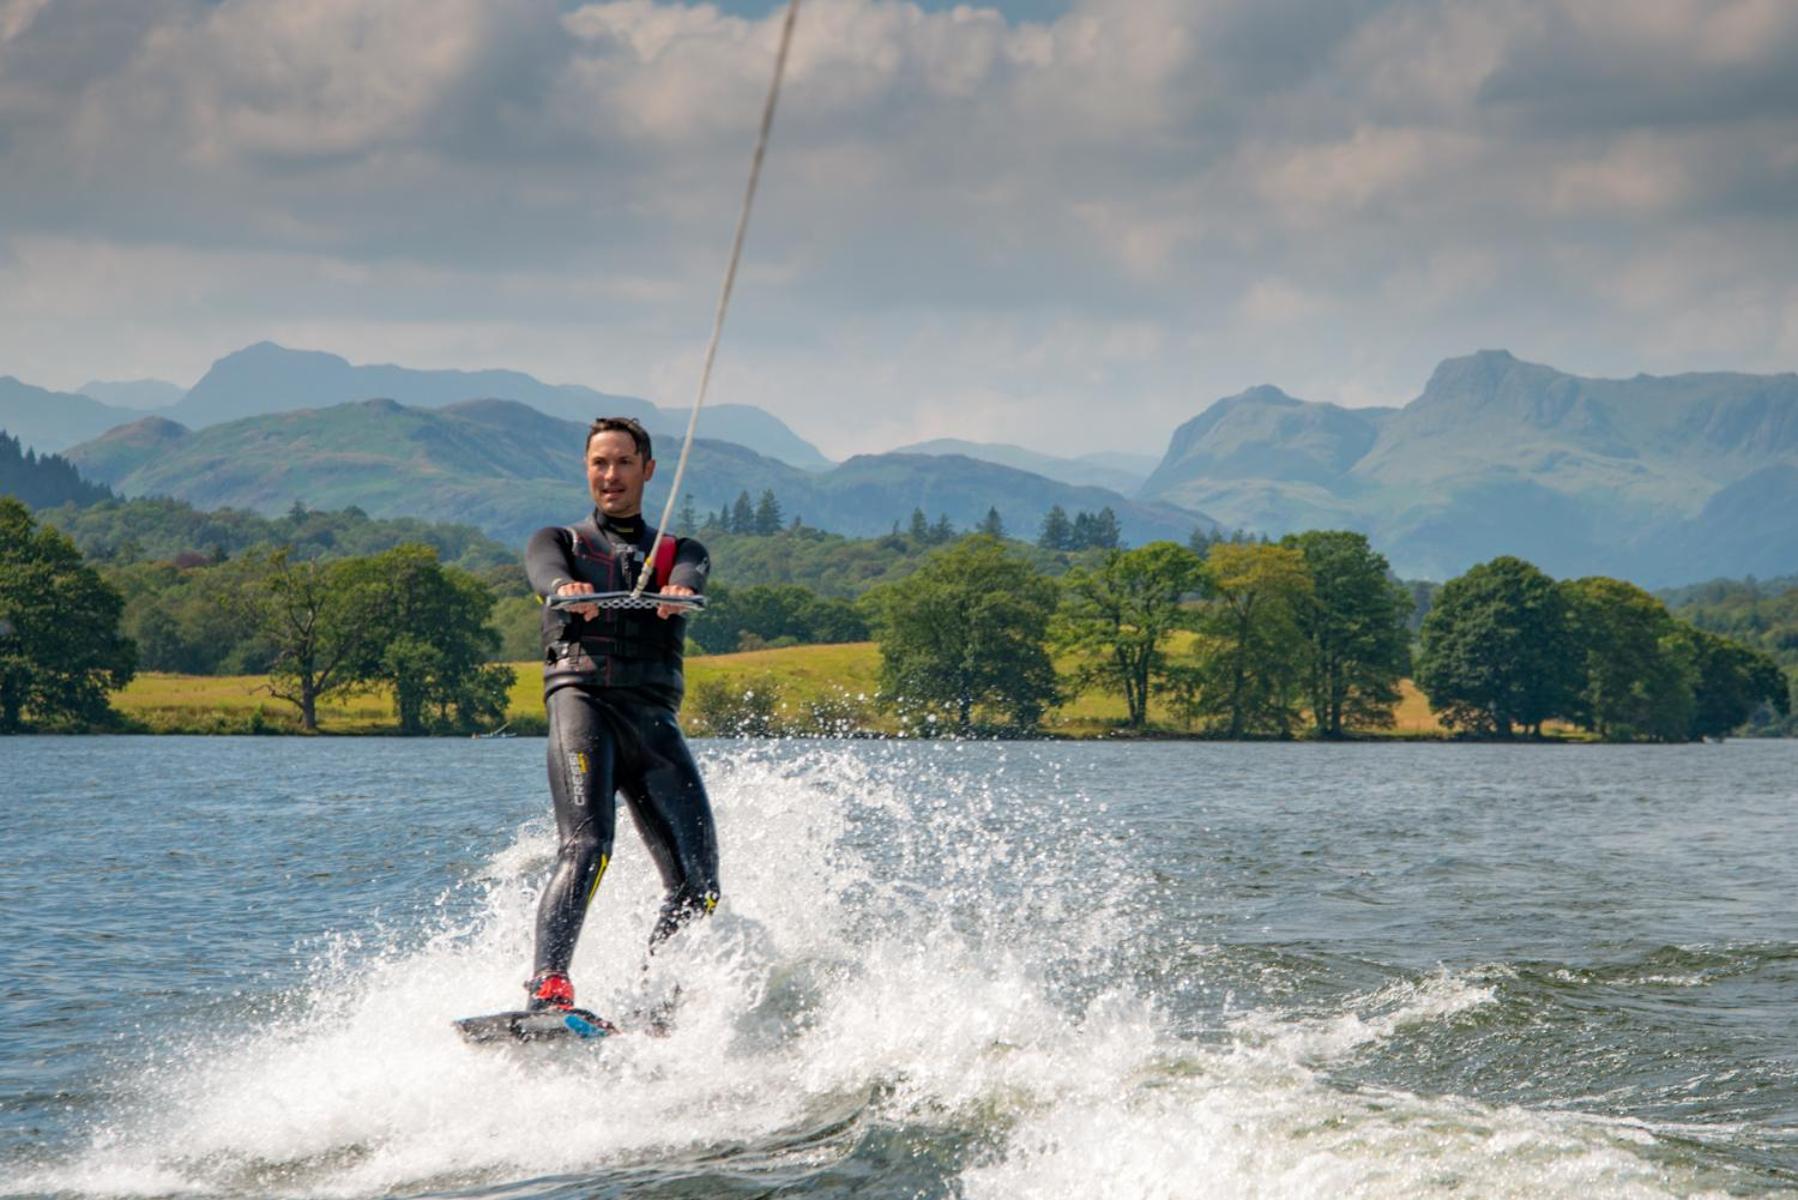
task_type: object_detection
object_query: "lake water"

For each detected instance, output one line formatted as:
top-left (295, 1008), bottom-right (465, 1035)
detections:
top-left (1, 736), bottom-right (1794, 1198)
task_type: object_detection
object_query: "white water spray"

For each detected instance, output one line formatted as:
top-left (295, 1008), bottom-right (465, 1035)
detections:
top-left (24, 744), bottom-right (1718, 1199)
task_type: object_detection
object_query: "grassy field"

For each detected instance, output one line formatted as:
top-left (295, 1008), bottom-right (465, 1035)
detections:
top-left (114, 642), bottom-right (1451, 738)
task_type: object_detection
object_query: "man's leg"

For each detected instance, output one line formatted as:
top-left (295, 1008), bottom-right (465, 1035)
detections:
top-left (619, 706), bottom-right (721, 950)
top-left (530, 687), bottom-right (620, 1005)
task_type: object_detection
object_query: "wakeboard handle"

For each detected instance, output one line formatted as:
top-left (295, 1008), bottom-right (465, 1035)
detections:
top-left (545, 591), bottom-right (707, 613)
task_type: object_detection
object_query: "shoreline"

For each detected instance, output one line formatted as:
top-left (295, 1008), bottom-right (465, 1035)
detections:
top-left (33, 658), bottom-right (1776, 741)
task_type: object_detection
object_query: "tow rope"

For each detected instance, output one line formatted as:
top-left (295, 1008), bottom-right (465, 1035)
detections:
top-left (633, 0), bottom-right (803, 600)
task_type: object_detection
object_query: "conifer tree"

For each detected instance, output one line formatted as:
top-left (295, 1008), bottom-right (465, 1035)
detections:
top-left (753, 489), bottom-right (784, 535)
top-left (730, 490), bottom-right (755, 535)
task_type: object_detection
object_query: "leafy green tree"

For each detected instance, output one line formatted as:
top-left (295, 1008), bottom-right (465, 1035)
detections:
top-left (102, 556), bottom-right (275, 675)
top-left (1415, 556), bottom-right (1578, 737)
top-left (1683, 627), bottom-right (1790, 739)
top-left (0, 498), bottom-right (137, 731)
top-left (1039, 505), bottom-right (1073, 550)
top-left (908, 508), bottom-right (930, 542)
top-left (864, 535), bottom-right (1059, 734)
top-left (250, 550), bottom-right (391, 732)
top-left (1189, 542), bottom-right (1312, 737)
top-left (1056, 541), bottom-right (1204, 728)
top-left (689, 582), bottom-right (869, 654)
top-left (1561, 577), bottom-right (1695, 741)
top-left (363, 545), bottom-right (515, 734)
top-left (1282, 531), bottom-right (1411, 737)
top-left (929, 513), bottom-right (955, 544)
top-left (978, 507), bottom-right (1006, 539)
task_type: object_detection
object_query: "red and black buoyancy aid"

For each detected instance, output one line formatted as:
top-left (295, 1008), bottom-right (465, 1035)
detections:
top-left (541, 516), bottom-right (687, 700)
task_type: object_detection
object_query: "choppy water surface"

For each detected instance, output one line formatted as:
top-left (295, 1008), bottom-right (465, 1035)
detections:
top-left (1, 737), bottom-right (1794, 1198)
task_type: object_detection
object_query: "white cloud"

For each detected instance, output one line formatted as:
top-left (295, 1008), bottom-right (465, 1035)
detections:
top-left (0, 0), bottom-right (1794, 456)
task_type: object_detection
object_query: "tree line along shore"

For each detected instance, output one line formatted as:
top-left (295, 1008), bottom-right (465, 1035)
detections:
top-left (2, 488), bottom-right (1792, 741)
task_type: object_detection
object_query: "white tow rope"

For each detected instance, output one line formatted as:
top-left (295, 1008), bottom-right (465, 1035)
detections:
top-left (633, 0), bottom-right (802, 600)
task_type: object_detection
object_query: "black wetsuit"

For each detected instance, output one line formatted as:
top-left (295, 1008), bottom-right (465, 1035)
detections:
top-left (523, 512), bottom-right (717, 980)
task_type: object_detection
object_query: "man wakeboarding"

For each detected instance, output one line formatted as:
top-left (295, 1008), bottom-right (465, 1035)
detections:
top-left (511, 415), bottom-right (718, 1027)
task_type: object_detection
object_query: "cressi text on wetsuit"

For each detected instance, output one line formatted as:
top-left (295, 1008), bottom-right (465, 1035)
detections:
top-left (522, 512), bottom-right (718, 980)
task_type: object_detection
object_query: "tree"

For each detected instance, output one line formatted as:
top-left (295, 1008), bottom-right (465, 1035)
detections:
top-left (1056, 542), bottom-right (1204, 728)
top-left (689, 582), bottom-right (868, 654)
top-left (1089, 507), bottom-right (1122, 550)
top-left (676, 494), bottom-right (698, 536)
top-left (864, 535), bottom-right (1059, 733)
top-left (730, 491), bottom-right (755, 536)
top-left (1039, 505), bottom-right (1073, 551)
top-left (1282, 531), bottom-right (1411, 737)
top-left (250, 550), bottom-right (388, 733)
top-left (930, 513), bottom-right (955, 544)
top-left (0, 498), bottom-right (137, 731)
top-left (978, 507), bottom-right (1006, 539)
top-left (1683, 627), bottom-right (1790, 740)
top-left (364, 545), bottom-right (514, 734)
top-left (0, 432), bottom-right (114, 508)
top-left (1415, 556), bottom-right (1578, 737)
top-left (908, 508), bottom-right (930, 542)
top-left (1561, 576), bottom-right (1695, 741)
top-left (1190, 542), bottom-right (1312, 737)
top-left (753, 489), bottom-right (784, 536)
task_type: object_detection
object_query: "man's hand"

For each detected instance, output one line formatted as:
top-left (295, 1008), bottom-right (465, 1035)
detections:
top-left (657, 584), bottom-right (696, 620)
top-left (556, 581), bottom-right (600, 620)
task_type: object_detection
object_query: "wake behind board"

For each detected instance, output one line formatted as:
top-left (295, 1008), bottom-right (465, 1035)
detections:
top-left (455, 1007), bottom-right (620, 1045)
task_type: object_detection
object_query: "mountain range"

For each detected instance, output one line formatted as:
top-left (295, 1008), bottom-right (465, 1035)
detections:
top-left (1137, 350), bottom-right (1798, 585)
top-left (63, 398), bottom-right (1209, 548)
top-left (8, 342), bottom-right (1798, 585)
top-left (5, 342), bottom-right (832, 471)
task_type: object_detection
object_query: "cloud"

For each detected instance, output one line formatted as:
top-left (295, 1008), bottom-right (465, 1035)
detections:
top-left (0, 0), bottom-right (1794, 455)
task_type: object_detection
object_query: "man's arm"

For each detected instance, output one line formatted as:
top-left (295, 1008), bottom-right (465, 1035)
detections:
top-left (668, 538), bottom-right (710, 594)
top-left (524, 527), bottom-right (577, 596)
top-left (655, 537), bottom-right (710, 620)
top-left (525, 527), bottom-right (599, 620)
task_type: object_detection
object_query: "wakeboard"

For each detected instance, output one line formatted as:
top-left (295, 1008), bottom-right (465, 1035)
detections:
top-left (455, 1007), bottom-right (621, 1044)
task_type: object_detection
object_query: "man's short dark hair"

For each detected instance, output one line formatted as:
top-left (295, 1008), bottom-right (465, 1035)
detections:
top-left (587, 416), bottom-right (653, 460)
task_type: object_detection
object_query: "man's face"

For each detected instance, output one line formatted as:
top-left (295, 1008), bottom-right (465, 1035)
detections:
top-left (586, 430), bottom-right (655, 517)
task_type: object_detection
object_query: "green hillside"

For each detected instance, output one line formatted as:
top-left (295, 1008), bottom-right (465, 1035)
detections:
top-left (66, 398), bottom-right (1210, 548)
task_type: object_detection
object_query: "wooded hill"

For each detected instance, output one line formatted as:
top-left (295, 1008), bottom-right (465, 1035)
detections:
top-left (62, 398), bottom-right (1210, 548)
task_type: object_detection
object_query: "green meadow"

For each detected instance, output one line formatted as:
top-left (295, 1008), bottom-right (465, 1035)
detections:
top-left (112, 642), bottom-right (1452, 738)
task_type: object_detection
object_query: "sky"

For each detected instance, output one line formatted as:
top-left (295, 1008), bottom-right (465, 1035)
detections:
top-left (2, 0), bottom-right (1796, 459)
